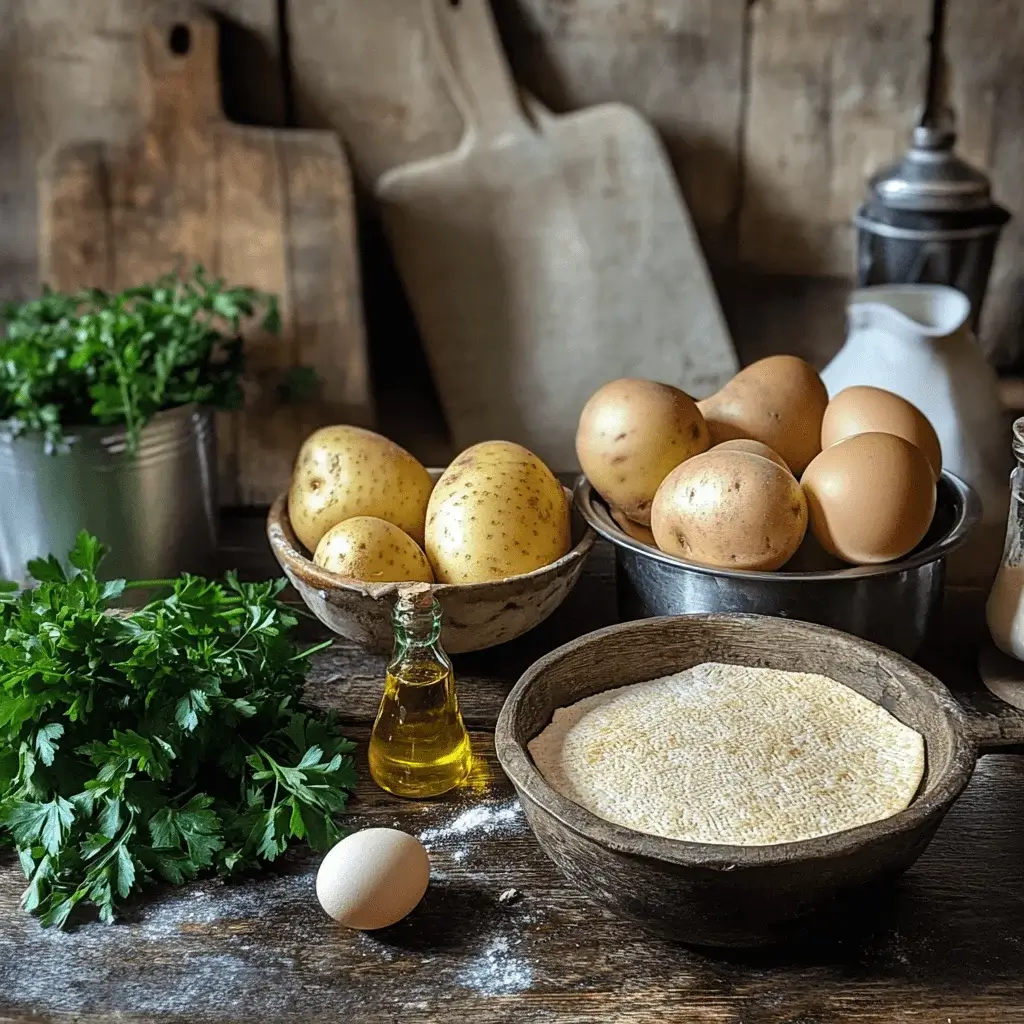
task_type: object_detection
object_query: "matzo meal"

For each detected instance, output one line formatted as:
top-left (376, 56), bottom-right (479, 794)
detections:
top-left (527, 662), bottom-right (925, 846)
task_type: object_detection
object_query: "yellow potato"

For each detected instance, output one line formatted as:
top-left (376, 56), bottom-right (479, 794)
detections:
top-left (576, 378), bottom-right (708, 526)
top-left (288, 426), bottom-right (434, 553)
top-left (651, 449), bottom-right (807, 571)
top-left (426, 441), bottom-right (570, 584)
top-left (313, 517), bottom-right (434, 583)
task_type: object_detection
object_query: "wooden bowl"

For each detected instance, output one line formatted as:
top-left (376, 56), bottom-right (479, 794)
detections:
top-left (266, 476), bottom-right (596, 654)
top-left (495, 614), bottom-right (980, 947)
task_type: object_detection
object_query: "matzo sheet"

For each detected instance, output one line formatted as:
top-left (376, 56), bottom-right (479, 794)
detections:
top-left (528, 662), bottom-right (925, 846)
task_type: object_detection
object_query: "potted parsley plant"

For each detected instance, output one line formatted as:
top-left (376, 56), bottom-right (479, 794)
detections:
top-left (0, 268), bottom-right (278, 583)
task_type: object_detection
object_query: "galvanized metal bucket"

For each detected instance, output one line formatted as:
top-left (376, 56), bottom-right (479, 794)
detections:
top-left (0, 404), bottom-right (217, 584)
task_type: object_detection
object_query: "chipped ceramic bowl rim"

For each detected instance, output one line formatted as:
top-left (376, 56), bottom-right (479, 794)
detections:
top-left (573, 470), bottom-right (980, 582)
top-left (266, 471), bottom-right (596, 599)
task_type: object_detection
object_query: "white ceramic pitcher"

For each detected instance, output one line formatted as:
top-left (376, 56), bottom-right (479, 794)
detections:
top-left (821, 284), bottom-right (1009, 587)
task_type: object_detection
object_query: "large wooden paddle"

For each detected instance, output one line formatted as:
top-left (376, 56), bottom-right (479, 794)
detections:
top-left (377, 0), bottom-right (737, 471)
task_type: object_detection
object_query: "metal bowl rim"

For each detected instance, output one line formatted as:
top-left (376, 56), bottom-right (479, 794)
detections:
top-left (495, 613), bottom-right (977, 870)
top-left (573, 470), bottom-right (980, 582)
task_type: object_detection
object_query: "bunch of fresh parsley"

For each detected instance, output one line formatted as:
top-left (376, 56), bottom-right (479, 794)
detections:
top-left (0, 533), bottom-right (356, 928)
top-left (0, 267), bottom-right (279, 454)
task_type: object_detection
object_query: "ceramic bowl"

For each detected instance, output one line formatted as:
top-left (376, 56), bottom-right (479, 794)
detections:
top-left (266, 474), bottom-right (595, 654)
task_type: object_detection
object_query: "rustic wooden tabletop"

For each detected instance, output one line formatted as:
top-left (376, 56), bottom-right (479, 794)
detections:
top-left (1, 514), bottom-right (1023, 1024)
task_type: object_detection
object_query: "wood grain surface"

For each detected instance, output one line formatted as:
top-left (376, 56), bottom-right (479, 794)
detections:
top-left (4, 1), bottom-right (1024, 369)
top-left (287, 0), bottom-right (464, 188)
top-left (1, 518), bottom-right (1023, 1022)
top-left (945, 0), bottom-right (1024, 368)
top-left (376, 0), bottom-right (737, 470)
top-left (497, 0), bottom-right (746, 262)
top-left (38, 14), bottom-right (370, 506)
top-left (0, 0), bottom-right (282, 303)
top-left (741, 0), bottom-right (936, 278)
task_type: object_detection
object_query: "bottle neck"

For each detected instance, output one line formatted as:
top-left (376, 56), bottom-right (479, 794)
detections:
top-left (394, 610), bottom-right (441, 649)
top-left (391, 588), bottom-right (444, 653)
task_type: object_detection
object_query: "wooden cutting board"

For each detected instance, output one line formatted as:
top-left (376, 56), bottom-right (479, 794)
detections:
top-left (38, 15), bottom-right (371, 506)
top-left (376, 0), bottom-right (738, 472)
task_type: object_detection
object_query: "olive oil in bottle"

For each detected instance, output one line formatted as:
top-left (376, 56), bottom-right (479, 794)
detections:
top-left (368, 587), bottom-right (472, 798)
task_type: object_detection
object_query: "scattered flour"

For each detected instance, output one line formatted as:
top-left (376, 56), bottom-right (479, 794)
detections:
top-left (0, 870), bottom-right (316, 1016)
top-left (357, 931), bottom-right (396, 961)
top-left (456, 935), bottom-right (533, 996)
top-left (136, 871), bottom-right (313, 940)
top-left (418, 801), bottom-right (522, 846)
top-left (1, 805), bottom-right (537, 1014)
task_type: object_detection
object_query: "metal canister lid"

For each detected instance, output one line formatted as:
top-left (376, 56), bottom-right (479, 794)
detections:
top-left (1012, 417), bottom-right (1024, 465)
top-left (869, 122), bottom-right (997, 214)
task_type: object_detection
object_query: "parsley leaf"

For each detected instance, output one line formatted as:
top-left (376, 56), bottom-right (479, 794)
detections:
top-left (0, 532), bottom-right (355, 926)
top-left (0, 268), bottom-right (287, 454)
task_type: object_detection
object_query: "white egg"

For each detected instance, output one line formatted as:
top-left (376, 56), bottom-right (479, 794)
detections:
top-left (315, 828), bottom-right (430, 930)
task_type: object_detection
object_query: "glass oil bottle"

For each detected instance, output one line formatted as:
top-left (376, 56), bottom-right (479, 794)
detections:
top-left (368, 586), bottom-right (472, 798)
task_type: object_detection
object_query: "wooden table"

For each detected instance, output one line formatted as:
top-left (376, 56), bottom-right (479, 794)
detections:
top-left (2, 516), bottom-right (1024, 1024)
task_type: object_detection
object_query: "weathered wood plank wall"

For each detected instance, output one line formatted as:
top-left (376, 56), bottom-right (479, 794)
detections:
top-left (945, 0), bottom-right (1024, 366)
top-left (285, 0), bottom-right (1023, 368)
top-left (1, 0), bottom-right (1021, 378)
top-left (0, 0), bottom-right (281, 303)
top-left (740, 1), bottom-right (932, 277)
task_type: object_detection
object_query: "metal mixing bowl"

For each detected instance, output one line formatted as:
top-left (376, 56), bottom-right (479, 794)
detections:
top-left (574, 472), bottom-right (980, 657)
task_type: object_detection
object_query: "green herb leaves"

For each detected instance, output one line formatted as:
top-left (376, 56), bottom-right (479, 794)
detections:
top-left (0, 267), bottom-right (279, 454)
top-left (0, 532), bottom-right (355, 927)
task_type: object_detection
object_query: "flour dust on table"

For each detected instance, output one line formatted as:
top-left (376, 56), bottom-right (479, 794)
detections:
top-left (418, 800), bottom-right (523, 846)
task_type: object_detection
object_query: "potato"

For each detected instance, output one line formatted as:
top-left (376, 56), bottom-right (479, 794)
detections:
top-left (610, 506), bottom-right (657, 547)
top-left (710, 438), bottom-right (791, 474)
top-left (313, 516), bottom-right (433, 583)
top-left (651, 449), bottom-right (807, 571)
top-left (576, 378), bottom-right (708, 526)
top-left (697, 356), bottom-right (828, 476)
top-left (288, 426), bottom-right (434, 553)
top-left (426, 441), bottom-right (570, 584)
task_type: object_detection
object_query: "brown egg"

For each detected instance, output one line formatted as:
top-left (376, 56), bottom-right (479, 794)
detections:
top-left (710, 438), bottom-right (791, 474)
top-left (801, 432), bottom-right (936, 565)
top-left (651, 449), bottom-right (807, 571)
top-left (610, 505), bottom-right (657, 546)
top-left (576, 378), bottom-right (708, 526)
top-left (697, 356), bottom-right (828, 476)
top-left (821, 386), bottom-right (942, 480)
